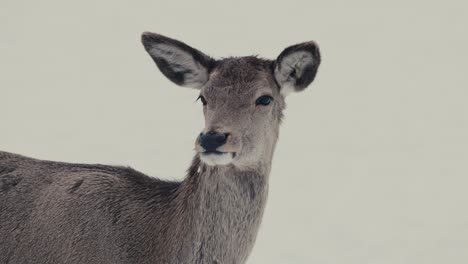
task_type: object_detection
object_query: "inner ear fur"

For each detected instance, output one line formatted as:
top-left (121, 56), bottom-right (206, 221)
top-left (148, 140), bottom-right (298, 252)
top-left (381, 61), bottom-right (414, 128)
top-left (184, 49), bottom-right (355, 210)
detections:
top-left (274, 41), bottom-right (321, 95)
top-left (141, 32), bottom-right (216, 89)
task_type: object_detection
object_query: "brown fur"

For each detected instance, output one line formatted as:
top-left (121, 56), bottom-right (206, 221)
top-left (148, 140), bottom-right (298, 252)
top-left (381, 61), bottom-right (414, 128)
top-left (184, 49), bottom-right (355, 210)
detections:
top-left (0, 33), bottom-right (321, 264)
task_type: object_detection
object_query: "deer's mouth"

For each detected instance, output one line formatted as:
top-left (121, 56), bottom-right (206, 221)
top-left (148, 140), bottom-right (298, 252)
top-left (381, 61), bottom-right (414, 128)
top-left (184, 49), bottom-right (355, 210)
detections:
top-left (203, 150), bottom-right (235, 156)
top-left (199, 151), bottom-right (236, 166)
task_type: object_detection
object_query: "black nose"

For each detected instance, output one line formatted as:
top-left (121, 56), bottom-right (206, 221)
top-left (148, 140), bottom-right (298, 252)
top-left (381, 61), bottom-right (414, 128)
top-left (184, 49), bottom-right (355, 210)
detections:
top-left (200, 131), bottom-right (228, 152)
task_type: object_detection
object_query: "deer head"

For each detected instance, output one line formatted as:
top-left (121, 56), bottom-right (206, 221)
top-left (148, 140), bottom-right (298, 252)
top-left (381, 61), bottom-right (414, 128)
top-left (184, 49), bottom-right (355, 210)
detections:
top-left (142, 32), bottom-right (320, 169)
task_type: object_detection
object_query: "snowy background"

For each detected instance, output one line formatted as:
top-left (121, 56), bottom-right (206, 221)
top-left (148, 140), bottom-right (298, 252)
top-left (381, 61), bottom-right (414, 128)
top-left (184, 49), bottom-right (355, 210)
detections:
top-left (1, 1), bottom-right (468, 263)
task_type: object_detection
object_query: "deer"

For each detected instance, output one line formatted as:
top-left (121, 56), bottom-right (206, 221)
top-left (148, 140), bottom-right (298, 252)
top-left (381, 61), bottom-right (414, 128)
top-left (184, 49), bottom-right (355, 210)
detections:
top-left (0, 32), bottom-right (321, 264)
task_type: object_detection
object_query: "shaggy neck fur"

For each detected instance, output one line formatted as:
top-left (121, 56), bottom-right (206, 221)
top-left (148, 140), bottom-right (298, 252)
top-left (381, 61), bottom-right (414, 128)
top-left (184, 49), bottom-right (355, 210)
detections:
top-left (170, 155), bottom-right (270, 263)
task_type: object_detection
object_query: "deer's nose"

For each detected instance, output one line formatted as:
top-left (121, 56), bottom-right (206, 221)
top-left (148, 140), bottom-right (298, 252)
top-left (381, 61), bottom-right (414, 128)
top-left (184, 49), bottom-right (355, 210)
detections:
top-left (199, 131), bottom-right (229, 152)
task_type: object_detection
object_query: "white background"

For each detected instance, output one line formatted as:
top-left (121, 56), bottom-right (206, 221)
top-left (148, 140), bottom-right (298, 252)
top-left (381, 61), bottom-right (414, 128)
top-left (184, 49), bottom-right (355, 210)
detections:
top-left (1, 1), bottom-right (467, 263)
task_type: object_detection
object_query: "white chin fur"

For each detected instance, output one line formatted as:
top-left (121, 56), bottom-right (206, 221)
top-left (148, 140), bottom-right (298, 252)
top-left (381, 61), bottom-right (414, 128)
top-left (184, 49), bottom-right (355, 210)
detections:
top-left (200, 153), bottom-right (233, 166)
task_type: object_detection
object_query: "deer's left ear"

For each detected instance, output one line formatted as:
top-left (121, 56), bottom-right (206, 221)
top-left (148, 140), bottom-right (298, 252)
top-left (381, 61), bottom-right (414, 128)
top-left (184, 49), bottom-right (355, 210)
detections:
top-left (274, 41), bottom-right (321, 96)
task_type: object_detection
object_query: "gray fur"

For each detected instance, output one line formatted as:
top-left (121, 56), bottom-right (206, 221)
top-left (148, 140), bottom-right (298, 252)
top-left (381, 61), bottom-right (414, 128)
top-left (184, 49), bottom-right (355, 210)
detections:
top-left (0, 33), bottom-right (320, 264)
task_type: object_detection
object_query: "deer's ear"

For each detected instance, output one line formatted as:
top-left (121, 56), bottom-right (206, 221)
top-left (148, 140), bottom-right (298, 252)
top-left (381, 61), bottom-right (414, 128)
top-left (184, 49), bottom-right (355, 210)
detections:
top-left (274, 41), bottom-right (321, 96)
top-left (141, 32), bottom-right (215, 89)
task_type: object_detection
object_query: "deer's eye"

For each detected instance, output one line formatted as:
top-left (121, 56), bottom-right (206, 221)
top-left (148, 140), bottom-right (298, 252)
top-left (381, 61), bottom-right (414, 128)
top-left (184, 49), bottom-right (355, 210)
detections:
top-left (197, 95), bottom-right (207, 106)
top-left (255, 95), bottom-right (273, 106)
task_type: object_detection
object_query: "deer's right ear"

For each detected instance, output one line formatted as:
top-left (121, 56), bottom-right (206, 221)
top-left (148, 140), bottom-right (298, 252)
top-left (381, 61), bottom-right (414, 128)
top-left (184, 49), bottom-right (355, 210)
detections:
top-left (141, 32), bottom-right (215, 89)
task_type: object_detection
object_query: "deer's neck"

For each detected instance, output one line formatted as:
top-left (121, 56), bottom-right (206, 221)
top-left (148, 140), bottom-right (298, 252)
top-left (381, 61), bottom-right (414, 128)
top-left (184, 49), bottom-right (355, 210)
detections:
top-left (176, 155), bottom-right (270, 263)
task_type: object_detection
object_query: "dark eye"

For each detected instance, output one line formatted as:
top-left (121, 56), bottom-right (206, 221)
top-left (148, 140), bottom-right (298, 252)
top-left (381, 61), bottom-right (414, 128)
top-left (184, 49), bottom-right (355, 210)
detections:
top-left (197, 95), bottom-right (207, 106)
top-left (255, 95), bottom-right (273, 106)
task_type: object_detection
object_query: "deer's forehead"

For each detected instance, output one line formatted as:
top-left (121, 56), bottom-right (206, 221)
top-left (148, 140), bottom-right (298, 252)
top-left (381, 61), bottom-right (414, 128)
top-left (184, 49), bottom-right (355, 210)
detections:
top-left (204, 73), bottom-right (277, 98)
top-left (207, 57), bottom-right (274, 86)
top-left (203, 78), bottom-right (273, 99)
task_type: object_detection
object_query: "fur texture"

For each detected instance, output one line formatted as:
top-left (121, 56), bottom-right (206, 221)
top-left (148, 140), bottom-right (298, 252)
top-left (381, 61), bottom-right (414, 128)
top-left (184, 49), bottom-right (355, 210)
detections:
top-left (0, 152), bottom-right (266, 264)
